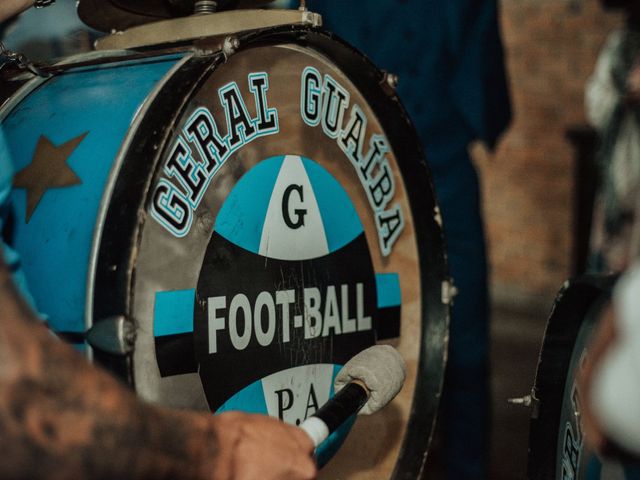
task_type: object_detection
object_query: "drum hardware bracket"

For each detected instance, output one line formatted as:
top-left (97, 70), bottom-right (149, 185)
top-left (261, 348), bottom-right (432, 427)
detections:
top-left (222, 36), bottom-right (240, 61)
top-left (301, 10), bottom-right (321, 27)
top-left (0, 41), bottom-right (51, 78)
top-left (86, 315), bottom-right (136, 356)
top-left (508, 392), bottom-right (540, 417)
top-left (433, 206), bottom-right (443, 228)
top-left (194, 47), bottom-right (216, 57)
top-left (95, 10), bottom-right (323, 51)
top-left (382, 71), bottom-right (400, 92)
top-left (441, 279), bottom-right (458, 305)
top-left (379, 71), bottom-right (399, 97)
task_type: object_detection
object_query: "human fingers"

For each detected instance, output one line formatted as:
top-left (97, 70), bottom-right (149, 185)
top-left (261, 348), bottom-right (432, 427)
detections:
top-left (212, 412), bottom-right (316, 480)
top-left (288, 421), bottom-right (316, 454)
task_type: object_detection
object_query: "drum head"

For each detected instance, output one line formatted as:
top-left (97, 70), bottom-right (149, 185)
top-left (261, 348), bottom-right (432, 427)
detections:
top-left (528, 275), bottom-right (617, 480)
top-left (91, 27), bottom-right (448, 478)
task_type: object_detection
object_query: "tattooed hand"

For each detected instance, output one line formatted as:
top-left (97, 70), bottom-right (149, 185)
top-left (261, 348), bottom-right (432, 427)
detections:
top-left (0, 258), bottom-right (316, 480)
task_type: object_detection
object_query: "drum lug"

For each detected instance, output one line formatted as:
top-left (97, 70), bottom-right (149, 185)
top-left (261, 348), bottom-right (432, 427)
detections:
top-left (301, 10), bottom-right (322, 27)
top-left (222, 36), bottom-right (240, 61)
top-left (441, 279), bottom-right (458, 305)
top-left (433, 206), bottom-right (443, 228)
top-left (380, 71), bottom-right (399, 96)
top-left (86, 315), bottom-right (136, 356)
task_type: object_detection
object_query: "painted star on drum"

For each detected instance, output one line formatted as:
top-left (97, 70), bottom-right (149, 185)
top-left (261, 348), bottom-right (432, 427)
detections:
top-left (13, 132), bottom-right (87, 222)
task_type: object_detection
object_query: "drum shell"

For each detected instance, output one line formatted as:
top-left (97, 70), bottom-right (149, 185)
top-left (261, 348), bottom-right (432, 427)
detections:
top-left (1, 52), bottom-right (186, 339)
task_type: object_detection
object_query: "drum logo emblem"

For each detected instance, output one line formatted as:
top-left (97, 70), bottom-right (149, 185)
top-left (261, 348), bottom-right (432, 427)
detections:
top-left (150, 68), bottom-right (405, 463)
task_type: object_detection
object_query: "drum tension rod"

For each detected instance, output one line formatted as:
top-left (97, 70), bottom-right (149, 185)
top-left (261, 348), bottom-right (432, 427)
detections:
top-left (194, 0), bottom-right (217, 14)
top-left (0, 41), bottom-right (51, 78)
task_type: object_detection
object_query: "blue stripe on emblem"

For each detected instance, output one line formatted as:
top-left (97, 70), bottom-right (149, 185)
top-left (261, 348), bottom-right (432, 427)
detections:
top-left (375, 273), bottom-right (401, 308)
top-left (302, 158), bottom-right (363, 254)
top-left (216, 379), bottom-right (270, 415)
top-left (214, 156), bottom-right (283, 253)
top-left (153, 289), bottom-right (195, 337)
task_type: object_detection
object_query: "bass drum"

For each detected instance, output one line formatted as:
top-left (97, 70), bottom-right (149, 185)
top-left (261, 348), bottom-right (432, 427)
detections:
top-left (1, 21), bottom-right (448, 478)
top-left (527, 274), bottom-right (629, 480)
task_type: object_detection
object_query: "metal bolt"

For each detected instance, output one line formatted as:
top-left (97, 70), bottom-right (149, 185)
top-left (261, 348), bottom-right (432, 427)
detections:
top-left (385, 72), bottom-right (399, 90)
top-left (222, 36), bottom-right (240, 60)
top-left (441, 280), bottom-right (458, 305)
top-left (434, 206), bottom-right (443, 228)
top-left (508, 395), bottom-right (533, 407)
top-left (194, 0), bottom-right (217, 14)
top-left (123, 322), bottom-right (137, 347)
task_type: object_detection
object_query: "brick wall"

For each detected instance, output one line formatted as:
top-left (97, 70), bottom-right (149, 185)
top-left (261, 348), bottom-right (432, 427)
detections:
top-left (476, 0), bottom-right (623, 308)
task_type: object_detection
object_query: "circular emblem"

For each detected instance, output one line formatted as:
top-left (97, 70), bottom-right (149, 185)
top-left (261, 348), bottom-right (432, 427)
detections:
top-left (191, 155), bottom-right (378, 461)
top-left (194, 155), bottom-right (377, 417)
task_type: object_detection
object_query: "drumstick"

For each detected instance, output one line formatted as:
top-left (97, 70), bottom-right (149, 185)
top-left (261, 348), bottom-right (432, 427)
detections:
top-left (299, 345), bottom-right (406, 447)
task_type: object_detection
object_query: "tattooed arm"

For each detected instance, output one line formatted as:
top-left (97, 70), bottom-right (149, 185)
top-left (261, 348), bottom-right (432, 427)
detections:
top-left (0, 261), bottom-right (316, 480)
top-left (0, 0), bottom-right (34, 22)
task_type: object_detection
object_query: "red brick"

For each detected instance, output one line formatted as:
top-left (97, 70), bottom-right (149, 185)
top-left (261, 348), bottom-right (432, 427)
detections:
top-left (480, 0), bottom-right (623, 302)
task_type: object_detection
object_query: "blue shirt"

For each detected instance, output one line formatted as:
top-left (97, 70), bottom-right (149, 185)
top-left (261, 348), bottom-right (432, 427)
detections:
top-left (308, 0), bottom-right (511, 169)
top-left (1, 127), bottom-right (37, 309)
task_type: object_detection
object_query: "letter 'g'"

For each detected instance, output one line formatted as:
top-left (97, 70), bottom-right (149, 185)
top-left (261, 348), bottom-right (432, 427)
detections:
top-left (282, 184), bottom-right (307, 229)
top-left (151, 182), bottom-right (192, 236)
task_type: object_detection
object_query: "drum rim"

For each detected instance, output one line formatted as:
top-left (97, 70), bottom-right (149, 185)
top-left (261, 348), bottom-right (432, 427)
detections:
top-left (85, 52), bottom-right (194, 357)
top-left (91, 25), bottom-right (449, 478)
top-left (527, 274), bottom-right (616, 480)
top-left (91, 52), bottom-right (221, 379)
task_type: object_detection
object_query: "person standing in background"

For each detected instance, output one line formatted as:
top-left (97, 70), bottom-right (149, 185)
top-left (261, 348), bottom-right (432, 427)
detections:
top-left (306, 1), bottom-right (511, 478)
top-left (586, 0), bottom-right (640, 274)
top-left (577, 1), bottom-right (640, 479)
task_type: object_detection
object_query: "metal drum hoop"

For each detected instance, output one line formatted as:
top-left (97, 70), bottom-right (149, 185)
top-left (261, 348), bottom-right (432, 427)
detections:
top-left (528, 274), bottom-right (616, 480)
